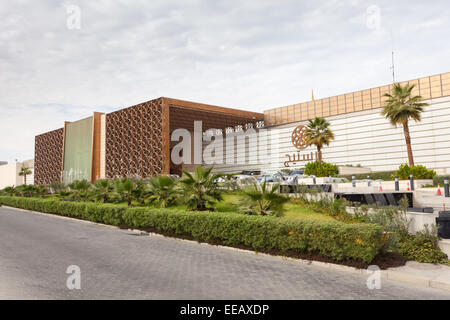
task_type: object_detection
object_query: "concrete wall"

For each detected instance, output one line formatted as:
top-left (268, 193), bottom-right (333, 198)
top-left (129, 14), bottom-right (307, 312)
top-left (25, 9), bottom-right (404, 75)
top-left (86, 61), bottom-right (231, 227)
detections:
top-left (0, 160), bottom-right (34, 189)
top-left (269, 96), bottom-right (450, 174)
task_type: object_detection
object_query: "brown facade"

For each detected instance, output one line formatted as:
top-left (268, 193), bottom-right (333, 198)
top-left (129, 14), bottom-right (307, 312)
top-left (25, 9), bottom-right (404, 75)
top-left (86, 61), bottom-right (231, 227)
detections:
top-left (167, 98), bottom-right (263, 175)
top-left (34, 128), bottom-right (64, 185)
top-left (104, 97), bottom-right (263, 178)
top-left (91, 112), bottom-right (104, 181)
top-left (105, 98), bottom-right (166, 178)
top-left (34, 97), bottom-right (264, 184)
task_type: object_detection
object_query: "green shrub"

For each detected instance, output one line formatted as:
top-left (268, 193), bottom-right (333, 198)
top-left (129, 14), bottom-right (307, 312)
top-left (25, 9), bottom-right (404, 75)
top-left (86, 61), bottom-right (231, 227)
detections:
top-left (398, 226), bottom-right (448, 264)
top-left (433, 175), bottom-right (450, 187)
top-left (0, 196), bottom-right (384, 263)
top-left (122, 208), bottom-right (384, 263)
top-left (394, 164), bottom-right (436, 180)
top-left (241, 180), bottom-right (288, 216)
top-left (292, 187), bottom-right (355, 222)
top-left (356, 204), bottom-right (411, 252)
top-left (0, 196), bottom-right (126, 226)
top-left (304, 161), bottom-right (338, 177)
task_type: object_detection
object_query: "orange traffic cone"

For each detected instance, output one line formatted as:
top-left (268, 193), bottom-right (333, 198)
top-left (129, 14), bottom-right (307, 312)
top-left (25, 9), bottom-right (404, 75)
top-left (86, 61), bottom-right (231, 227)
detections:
top-left (437, 184), bottom-right (442, 196)
top-left (407, 182), bottom-right (410, 191)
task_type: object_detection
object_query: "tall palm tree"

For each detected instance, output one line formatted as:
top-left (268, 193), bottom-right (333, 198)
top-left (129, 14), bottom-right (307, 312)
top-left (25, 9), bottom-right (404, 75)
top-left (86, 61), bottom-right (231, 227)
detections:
top-left (18, 167), bottom-right (32, 185)
top-left (304, 117), bottom-right (335, 163)
top-left (382, 83), bottom-right (429, 166)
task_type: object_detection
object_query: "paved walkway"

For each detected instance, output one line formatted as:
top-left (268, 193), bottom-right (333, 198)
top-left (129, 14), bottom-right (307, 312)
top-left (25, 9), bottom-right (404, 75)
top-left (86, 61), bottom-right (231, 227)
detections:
top-left (1, 207), bottom-right (450, 300)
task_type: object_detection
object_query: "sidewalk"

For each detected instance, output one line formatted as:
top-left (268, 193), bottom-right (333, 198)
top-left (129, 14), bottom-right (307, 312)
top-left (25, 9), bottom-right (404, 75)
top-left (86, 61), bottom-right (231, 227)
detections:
top-left (384, 261), bottom-right (450, 291)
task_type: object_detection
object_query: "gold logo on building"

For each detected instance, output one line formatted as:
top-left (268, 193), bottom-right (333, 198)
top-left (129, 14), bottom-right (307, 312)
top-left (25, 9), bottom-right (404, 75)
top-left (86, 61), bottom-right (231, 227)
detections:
top-left (291, 125), bottom-right (307, 150)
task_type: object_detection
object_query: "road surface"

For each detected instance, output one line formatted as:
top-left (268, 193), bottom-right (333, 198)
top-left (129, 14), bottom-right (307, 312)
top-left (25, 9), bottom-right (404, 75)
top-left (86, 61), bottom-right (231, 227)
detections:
top-left (1, 206), bottom-right (449, 300)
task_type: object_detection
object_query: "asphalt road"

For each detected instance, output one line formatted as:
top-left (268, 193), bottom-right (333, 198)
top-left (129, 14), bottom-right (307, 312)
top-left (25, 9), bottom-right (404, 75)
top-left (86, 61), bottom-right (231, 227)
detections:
top-left (1, 206), bottom-right (450, 300)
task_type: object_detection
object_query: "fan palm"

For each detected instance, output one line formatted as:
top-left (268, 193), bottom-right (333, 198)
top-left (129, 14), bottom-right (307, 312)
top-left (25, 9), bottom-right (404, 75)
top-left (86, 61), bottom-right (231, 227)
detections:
top-left (69, 180), bottom-right (91, 201)
top-left (3, 186), bottom-right (17, 196)
top-left (241, 179), bottom-right (288, 216)
top-left (114, 178), bottom-right (136, 207)
top-left (132, 179), bottom-right (148, 205)
top-left (147, 175), bottom-right (177, 208)
top-left (382, 83), bottom-right (429, 166)
top-left (304, 117), bottom-right (335, 163)
top-left (179, 167), bottom-right (224, 211)
top-left (93, 179), bottom-right (113, 203)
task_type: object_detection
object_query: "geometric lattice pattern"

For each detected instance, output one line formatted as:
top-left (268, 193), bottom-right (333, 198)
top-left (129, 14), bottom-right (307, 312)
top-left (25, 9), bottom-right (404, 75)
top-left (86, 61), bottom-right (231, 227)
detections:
top-left (34, 128), bottom-right (64, 185)
top-left (169, 105), bottom-right (261, 133)
top-left (105, 98), bottom-right (165, 178)
top-left (291, 125), bottom-right (307, 150)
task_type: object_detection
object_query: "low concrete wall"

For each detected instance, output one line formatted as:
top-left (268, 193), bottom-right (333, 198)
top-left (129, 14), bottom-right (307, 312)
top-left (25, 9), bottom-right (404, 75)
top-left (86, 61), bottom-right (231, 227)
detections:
top-left (346, 206), bottom-right (437, 235)
top-left (338, 166), bottom-right (371, 175)
top-left (333, 180), bottom-right (433, 193)
top-left (439, 240), bottom-right (450, 257)
top-left (406, 211), bottom-right (438, 235)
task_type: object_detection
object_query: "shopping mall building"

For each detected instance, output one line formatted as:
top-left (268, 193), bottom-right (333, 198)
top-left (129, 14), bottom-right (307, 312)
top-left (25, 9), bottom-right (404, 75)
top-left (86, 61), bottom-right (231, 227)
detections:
top-left (34, 72), bottom-right (450, 185)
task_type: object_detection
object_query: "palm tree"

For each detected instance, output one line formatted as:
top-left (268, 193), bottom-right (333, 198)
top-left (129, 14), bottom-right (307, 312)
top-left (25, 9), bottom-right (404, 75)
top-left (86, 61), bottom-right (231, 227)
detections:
top-left (69, 180), bottom-right (91, 201)
top-left (147, 175), bottom-right (177, 208)
top-left (304, 117), bottom-right (335, 163)
top-left (242, 179), bottom-right (288, 216)
top-left (49, 181), bottom-right (66, 194)
top-left (3, 186), bottom-right (17, 196)
top-left (93, 179), bottom-right (113, 203)
top-left (382, 83), bottom-right (429, 166)
top-left (114, 178), bottom-right (136, 207)
top-left (132, 179), bottom-right (148, 205)
top-left (179, 167), bottom-right (224, 211)
top-left (18, 167), bottom-right (32, 185)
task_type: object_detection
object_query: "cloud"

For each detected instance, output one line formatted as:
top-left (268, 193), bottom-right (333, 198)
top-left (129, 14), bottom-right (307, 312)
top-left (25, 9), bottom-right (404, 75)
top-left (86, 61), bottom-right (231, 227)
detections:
top-left (1, 0), bottom-right (450, 161)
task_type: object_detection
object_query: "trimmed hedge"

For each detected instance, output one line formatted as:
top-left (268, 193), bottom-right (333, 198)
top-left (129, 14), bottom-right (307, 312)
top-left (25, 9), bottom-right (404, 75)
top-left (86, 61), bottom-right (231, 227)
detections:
top-left (339, 171), bottom-right (395, 181)
top-left (0, 196), bottom-right (385, 263)
top-left (434, 175), bottom-right (450, 187)
top-left (304, 161), bottom-right (339, 177)
top-left (0, 196), bottom-right (125, 226)
top-left (395, 164), bottom-right (436, 180)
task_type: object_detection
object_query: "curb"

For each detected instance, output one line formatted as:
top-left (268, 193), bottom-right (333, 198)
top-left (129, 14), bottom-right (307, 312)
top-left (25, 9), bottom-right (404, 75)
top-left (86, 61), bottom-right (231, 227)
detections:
top-left (2, 205), bottom-right (450, 293)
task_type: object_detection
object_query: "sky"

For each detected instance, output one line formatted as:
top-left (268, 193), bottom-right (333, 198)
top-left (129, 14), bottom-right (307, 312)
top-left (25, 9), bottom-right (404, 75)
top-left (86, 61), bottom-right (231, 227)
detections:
top-left (1, 0), bottom-right (450, 162)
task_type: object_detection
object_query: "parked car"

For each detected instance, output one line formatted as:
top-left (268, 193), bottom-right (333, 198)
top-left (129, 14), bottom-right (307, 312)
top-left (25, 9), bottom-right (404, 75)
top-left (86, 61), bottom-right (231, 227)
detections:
top-left (329, 177), bottom-right (349, 183)
top-left (240, 170), bottom-right (261, 176)
top-left (232, 175), bottom-right (257, 185)
top-left (256, 175), bottom-right (281, 183)
top-left (214, 177), bottom-right (227, 184)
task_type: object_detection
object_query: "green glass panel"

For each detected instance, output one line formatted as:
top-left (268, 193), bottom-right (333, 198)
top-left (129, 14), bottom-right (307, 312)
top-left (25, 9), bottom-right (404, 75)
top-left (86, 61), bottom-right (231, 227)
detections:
top-left (63, 117), bottom-right (93, 184)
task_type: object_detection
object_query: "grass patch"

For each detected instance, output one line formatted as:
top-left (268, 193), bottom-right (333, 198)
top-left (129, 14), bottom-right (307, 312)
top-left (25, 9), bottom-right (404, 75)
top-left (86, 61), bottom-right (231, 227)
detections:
top-left (216, 193), bottom-right (335, 222)
top-left (283, 201), bottom-right (335, 222)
